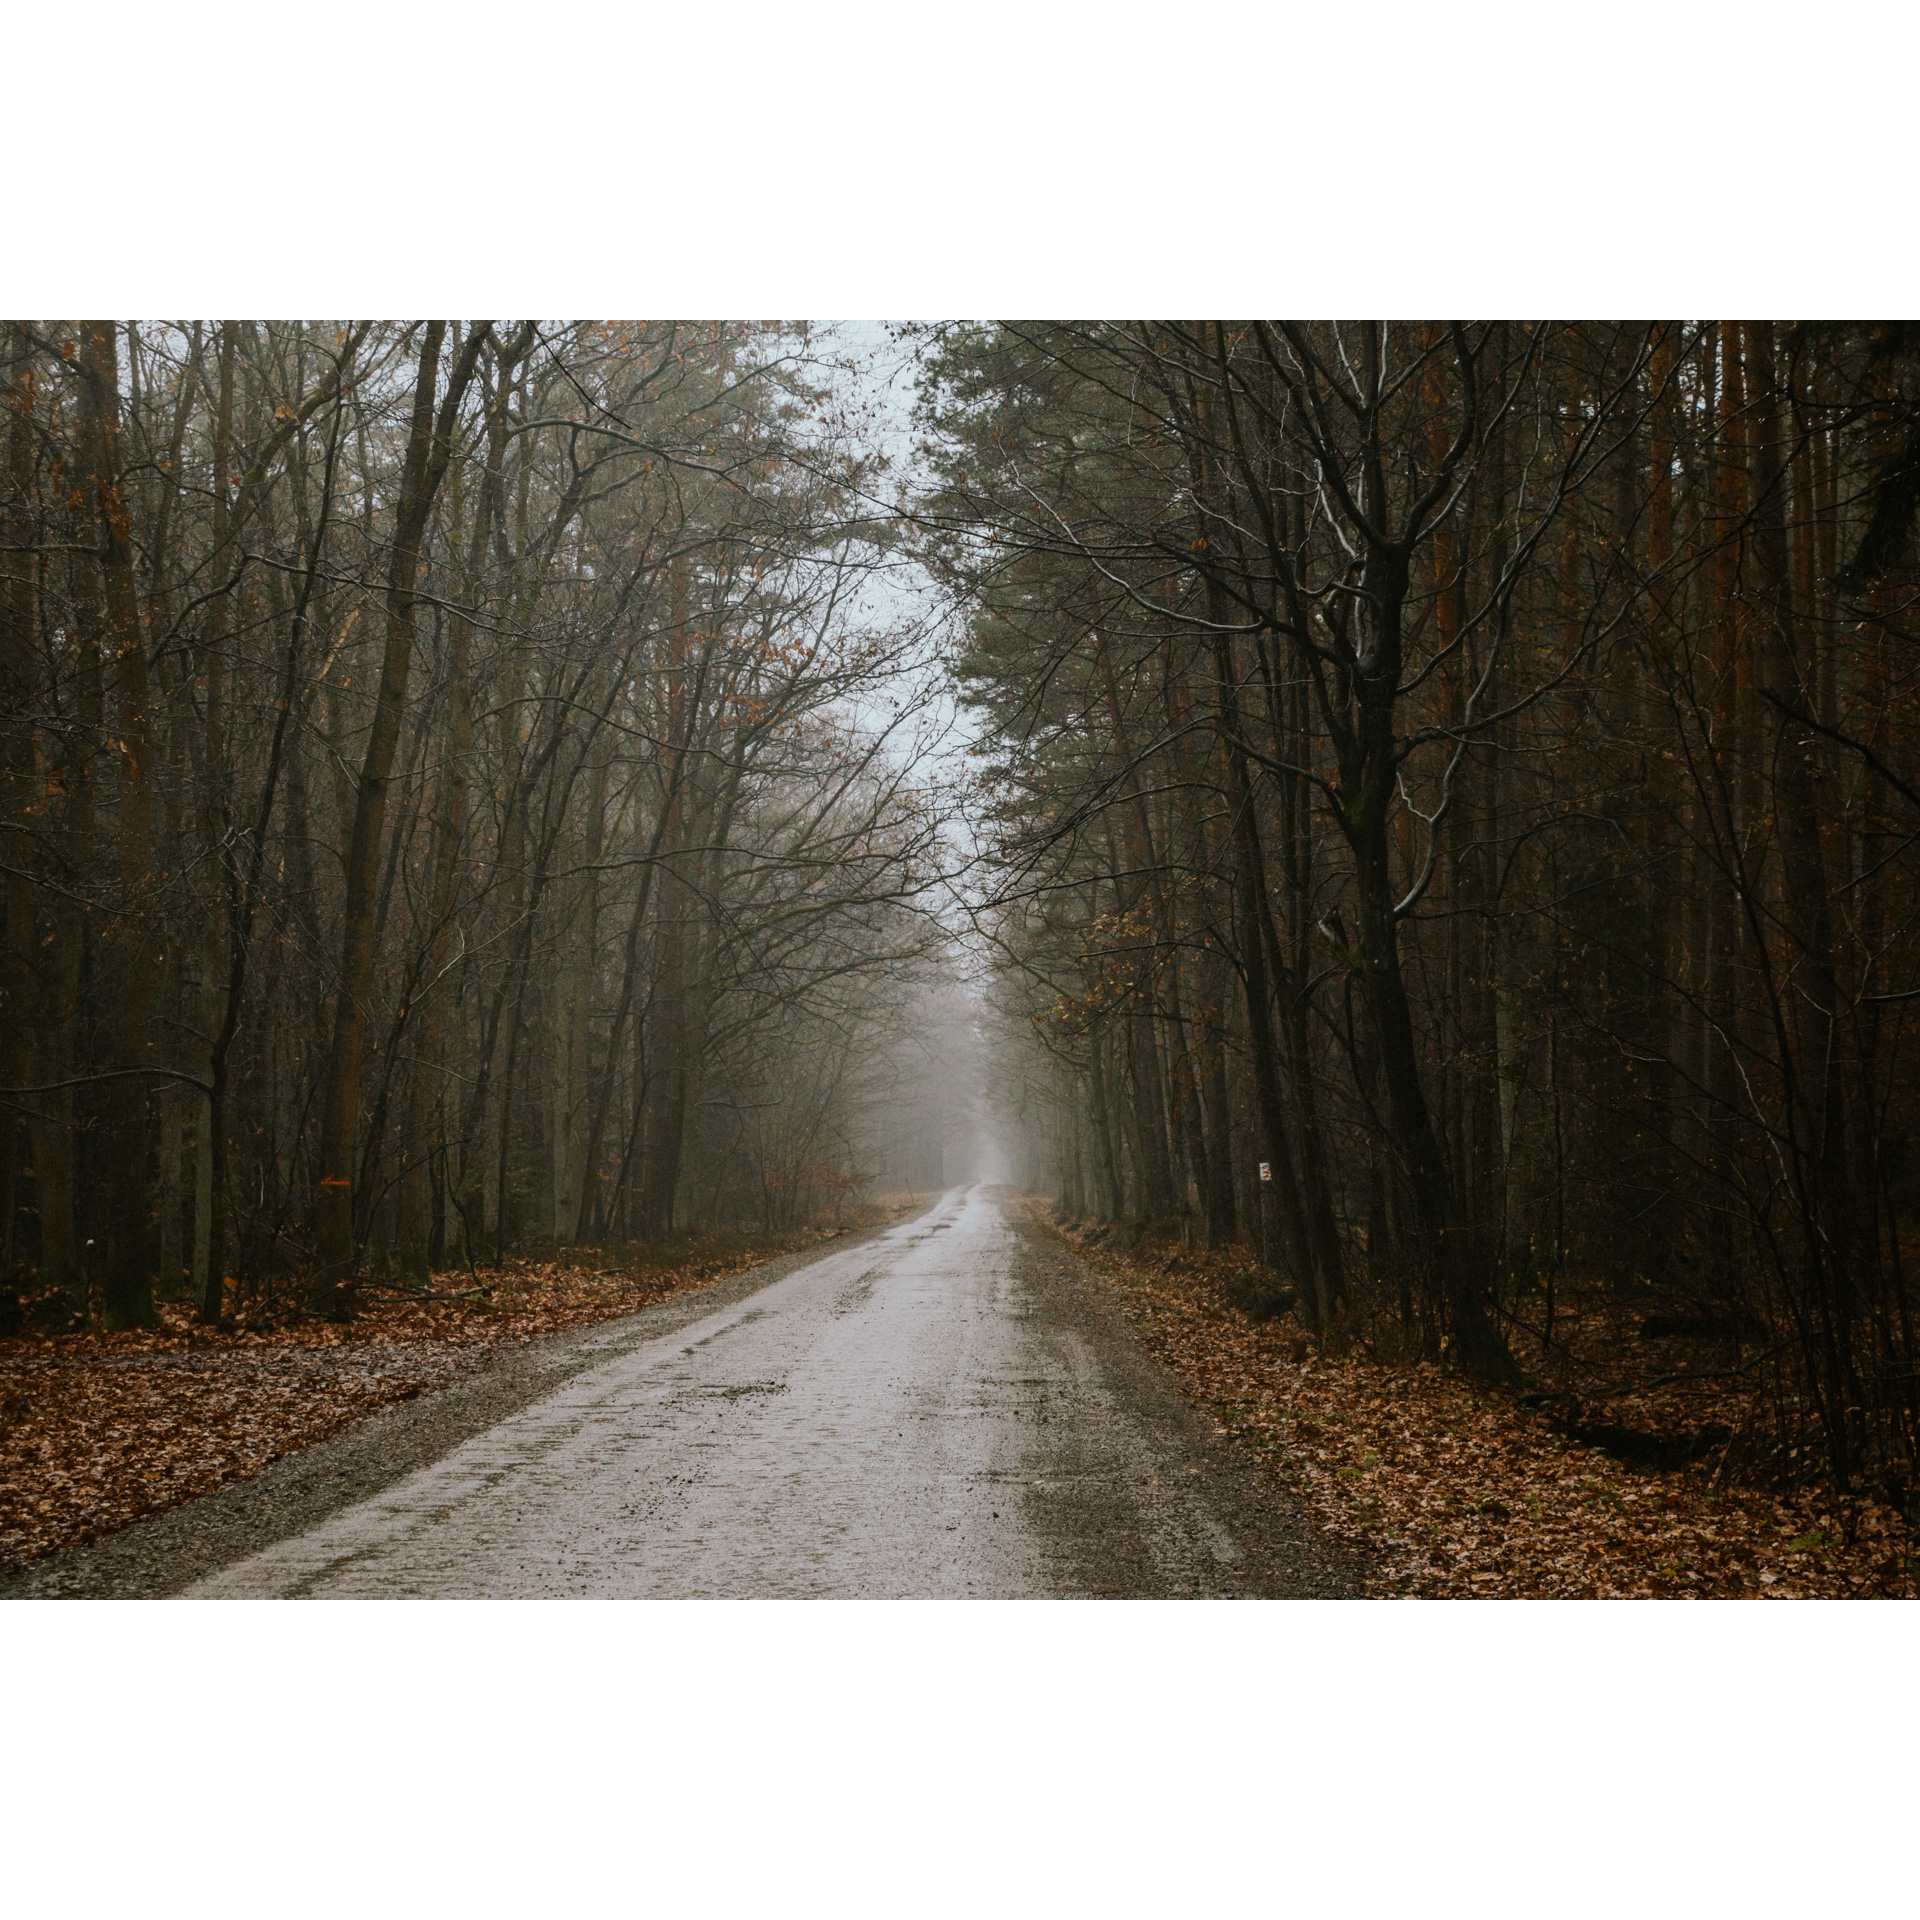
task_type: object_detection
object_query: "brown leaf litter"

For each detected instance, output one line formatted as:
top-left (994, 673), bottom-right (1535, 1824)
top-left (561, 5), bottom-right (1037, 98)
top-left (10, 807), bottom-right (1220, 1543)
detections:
top-left (1039, 1206), bottom-right (1918, 1600)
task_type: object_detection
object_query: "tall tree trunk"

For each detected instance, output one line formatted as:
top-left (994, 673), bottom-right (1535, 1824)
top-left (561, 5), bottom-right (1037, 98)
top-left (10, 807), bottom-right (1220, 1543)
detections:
top-left (1195, 945), bottom-right (1238, 1246)
top-left (1640, 323), bottom-right (1680, 1279)
top-left (1089, 625), bottom-right (1177, 1221)
top-left (313, 321), bottom-right (487, 1311)
top-left (551, 741), bottom-right (606, 1242)
top-left (1701, 321), bottom-right (1750, 1289)
top-left (396, 351), bottom-right (518, 1273)
top-left (1208, 626), bottom-right (1320, 1316)
top-left (1333, 332), bottom-right (1521, 1383)
top-left (1083, 1029), bottom-right (1121, 1223)
top-left (1748, 317), bottom-right (1859, 1483)
top-left (1, 348), bottom-right (40, 1310)
top-left (194, 323), bottom-right (237, 1322)
top-left (78, 321), bottom-right (158, 1329)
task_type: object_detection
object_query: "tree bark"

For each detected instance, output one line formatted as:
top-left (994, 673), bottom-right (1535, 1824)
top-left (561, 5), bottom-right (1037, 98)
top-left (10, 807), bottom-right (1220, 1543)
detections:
top-left (313, 322), bottom-right (488, 1311)
top-left (78, 322), bottom-right (159, 1329)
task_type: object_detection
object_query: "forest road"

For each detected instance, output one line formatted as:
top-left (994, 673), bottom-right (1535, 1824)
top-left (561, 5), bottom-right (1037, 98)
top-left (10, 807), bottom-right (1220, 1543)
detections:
top-left (160, 1186), bottom-right (1358, 1597)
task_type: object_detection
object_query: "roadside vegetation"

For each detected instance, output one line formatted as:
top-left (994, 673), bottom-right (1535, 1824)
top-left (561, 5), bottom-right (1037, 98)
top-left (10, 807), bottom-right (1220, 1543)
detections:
top-left (1040, 1204), bottom-right (1917, 1598)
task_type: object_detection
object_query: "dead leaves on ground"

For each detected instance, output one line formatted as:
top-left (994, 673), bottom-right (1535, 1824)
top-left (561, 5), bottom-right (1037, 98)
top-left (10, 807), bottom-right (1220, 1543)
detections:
top-left (0, 1221), bottom-right (865, 1581)
top-left (1044, 1211), bottom-right (1918, 1600)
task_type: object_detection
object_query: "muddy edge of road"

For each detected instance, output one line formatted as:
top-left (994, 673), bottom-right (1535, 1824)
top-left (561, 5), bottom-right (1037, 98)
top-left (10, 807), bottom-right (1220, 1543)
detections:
top-left (4, 1189), bottom-right (1369, 1599)
top-left (1014, 1204), bottom-right (1370, 1598)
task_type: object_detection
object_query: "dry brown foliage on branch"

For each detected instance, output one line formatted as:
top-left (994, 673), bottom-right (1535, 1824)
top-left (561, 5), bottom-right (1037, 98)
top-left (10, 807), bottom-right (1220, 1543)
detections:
top-left (0, 1221), bottom-right (866, 1580)
top-left (1040, 1208), bottom-right (1918, 1600)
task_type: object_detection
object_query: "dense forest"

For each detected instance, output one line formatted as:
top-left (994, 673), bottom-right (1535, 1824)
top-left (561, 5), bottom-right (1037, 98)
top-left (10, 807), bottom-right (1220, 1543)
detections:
top-left (916, 322), bottom-right (1920, 1510)
top-left (5, 316), bottom-right (1918, 1523)
top-left (0, 320), bottom-right (968, 1337)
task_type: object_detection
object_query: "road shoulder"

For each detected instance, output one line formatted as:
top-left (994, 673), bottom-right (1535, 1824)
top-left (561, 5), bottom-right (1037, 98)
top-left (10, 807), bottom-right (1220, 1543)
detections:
top-left (1002, 1201), bottom-right (1371, 1598)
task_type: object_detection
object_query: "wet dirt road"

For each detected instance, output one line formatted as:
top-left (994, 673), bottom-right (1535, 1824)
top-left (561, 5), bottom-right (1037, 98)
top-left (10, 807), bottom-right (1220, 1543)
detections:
top-left (161, 1187), bottom-right (1357, 1598)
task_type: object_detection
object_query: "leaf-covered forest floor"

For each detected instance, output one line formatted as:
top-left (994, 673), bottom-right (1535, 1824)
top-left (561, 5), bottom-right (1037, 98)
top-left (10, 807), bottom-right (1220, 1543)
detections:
top-left (1041, 1206), bottom-right (1918, 1599)
top-left (0, 1210), bottom-right (904, 1581)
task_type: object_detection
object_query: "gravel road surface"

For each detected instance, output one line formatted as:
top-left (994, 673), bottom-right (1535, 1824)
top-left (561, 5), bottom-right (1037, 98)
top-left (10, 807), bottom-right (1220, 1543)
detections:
top-left (7, 1187), bottom-right (1362, 1599)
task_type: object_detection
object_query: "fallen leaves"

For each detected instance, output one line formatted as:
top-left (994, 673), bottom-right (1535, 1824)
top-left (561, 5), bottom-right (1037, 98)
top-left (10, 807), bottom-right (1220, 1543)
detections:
top-left (1041, 1208), bottom-right (1918, 1601)
top-left (0, 1217), bottom-right (876, 1581)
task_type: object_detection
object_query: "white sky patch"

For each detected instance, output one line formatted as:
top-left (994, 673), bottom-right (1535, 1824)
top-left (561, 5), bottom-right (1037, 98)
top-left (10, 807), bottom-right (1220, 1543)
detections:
top-left (805, 322), bottom-right (990, 894)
